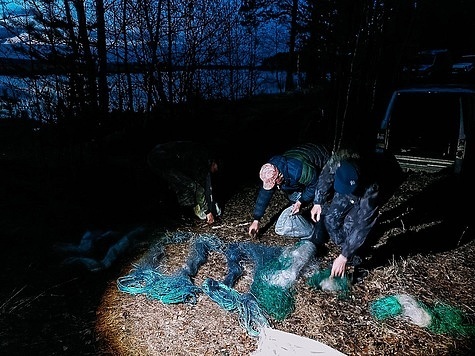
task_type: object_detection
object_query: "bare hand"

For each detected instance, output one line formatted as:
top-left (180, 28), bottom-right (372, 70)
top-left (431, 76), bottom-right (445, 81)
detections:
top-left (310, 204), bottom-right (322, 222)
top-left (206, 213), bottom-right (215, 225)
top-left (331, 254), bottom-right (348, 278)
top-left (249, 220), bottom-right (259, 237)
top-left (291, 201), bottom-right (302, 215)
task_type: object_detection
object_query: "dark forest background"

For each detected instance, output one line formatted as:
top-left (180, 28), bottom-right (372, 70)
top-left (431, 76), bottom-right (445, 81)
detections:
top-left (0, 0), bottom-right (474, 155)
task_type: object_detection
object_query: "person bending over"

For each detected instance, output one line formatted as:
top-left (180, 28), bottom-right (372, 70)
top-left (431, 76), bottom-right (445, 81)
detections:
top-left (308, 149), bottom-right (401, 280)
top-left (248, 143), bottom-right (330, 237)
top-left (147, 141), bottom-right (222, 224)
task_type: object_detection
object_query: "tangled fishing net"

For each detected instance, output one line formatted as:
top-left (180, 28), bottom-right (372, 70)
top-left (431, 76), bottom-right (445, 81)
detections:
top-left (117, 231), bottom-right (333, 336)
top-left (370, 294), bottom-right (475, 337)
top-left (55, 226), bottom-right (146, 272)
top-left (306, 268), bottom-right (351, 299)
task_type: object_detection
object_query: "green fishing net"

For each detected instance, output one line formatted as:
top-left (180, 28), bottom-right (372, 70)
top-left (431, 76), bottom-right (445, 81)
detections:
top-left (428, 302), bottom-right (475, 336)
top-left (117, 232), bottom-right (334, 335)
top-left (306, 268), bottom-right (351, 299)
top-left (250, 253), bottom-right (297, 320)
top-left (370, 294), bottom-right (475, 337)
top-left (370, 295), bottom-right (403, 320)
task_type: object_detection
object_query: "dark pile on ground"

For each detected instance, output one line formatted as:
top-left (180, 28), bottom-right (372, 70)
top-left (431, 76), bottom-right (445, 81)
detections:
top-left (0, 95), bottom-right (474, 355)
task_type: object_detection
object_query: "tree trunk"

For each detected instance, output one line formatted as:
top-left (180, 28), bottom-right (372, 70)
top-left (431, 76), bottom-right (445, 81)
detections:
top-left (285, 0), bottom-right (299, 92)
top-left (96, 0), bottom-right (110, 113)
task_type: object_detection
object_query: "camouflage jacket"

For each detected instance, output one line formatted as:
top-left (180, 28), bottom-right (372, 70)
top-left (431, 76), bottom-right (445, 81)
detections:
top-left (313, 150), bottom-right (380, 259)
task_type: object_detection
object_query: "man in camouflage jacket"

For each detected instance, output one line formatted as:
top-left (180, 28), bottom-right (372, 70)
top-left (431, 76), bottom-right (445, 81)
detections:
top-left (309, 149), bottom-right (402, 279)
top-left (147, 141), bottom-right (222, 224)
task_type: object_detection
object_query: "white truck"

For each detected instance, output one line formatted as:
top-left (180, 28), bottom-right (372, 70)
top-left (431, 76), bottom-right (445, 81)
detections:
top-left (375, 85), bottom-right (474, 175)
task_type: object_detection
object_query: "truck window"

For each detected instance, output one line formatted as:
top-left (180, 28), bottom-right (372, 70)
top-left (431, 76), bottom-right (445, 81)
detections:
top-left (387, 94), bottom-right (460, 159)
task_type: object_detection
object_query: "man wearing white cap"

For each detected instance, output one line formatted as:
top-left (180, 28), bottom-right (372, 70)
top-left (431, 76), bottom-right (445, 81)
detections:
top-left (248, 143), bottom-right (330, 237)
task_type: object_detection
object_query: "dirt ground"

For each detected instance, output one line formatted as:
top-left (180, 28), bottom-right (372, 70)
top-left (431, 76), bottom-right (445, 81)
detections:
top-left (94, 169), bottom-right (475, 356)
top-left (0, 104), bottom-right (474, 355)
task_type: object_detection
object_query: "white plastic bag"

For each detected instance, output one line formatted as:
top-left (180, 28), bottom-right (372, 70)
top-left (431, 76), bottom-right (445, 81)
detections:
top-left (275, 206), bottom-right (314, 238)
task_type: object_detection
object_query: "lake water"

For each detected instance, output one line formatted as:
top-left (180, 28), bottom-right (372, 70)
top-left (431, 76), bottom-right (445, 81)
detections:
top-left (0, 69), bottom-right (302, 121)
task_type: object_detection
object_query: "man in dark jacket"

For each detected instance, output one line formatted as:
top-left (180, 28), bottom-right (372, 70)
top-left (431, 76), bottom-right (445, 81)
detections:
top-left (147, 141), bottom-right (222, 224)
top-left (309, 149), bottom-right (403, 280)
top-left (248, 143), bottom-right (330, 237)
